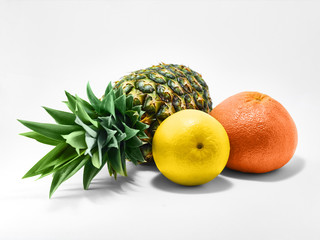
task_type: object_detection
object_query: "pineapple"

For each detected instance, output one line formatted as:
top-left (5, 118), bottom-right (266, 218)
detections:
top-left (114, 63), bottom-right (212, 161)
top-left (19, 63), bottom-right (212, 197)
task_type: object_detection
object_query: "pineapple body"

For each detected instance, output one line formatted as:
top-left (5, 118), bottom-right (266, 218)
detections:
top-left (20, 63), bottom-right (213, 196)
top-left (114, 63), bottom-right (213, 161)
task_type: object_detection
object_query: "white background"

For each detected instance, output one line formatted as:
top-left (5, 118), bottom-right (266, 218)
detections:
top-left (1, 0), bottom-right (320, 239)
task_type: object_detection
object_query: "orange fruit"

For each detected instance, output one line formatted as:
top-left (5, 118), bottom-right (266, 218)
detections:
top-left (210, 92), bottom-right (298, 173)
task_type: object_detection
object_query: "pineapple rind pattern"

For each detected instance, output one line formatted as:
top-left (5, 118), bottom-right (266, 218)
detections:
top-left (114, 63), bottom-right (212, 161)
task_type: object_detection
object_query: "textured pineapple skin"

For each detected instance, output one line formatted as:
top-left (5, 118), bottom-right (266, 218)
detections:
top-left (114, 63), bottom-right (212, 161)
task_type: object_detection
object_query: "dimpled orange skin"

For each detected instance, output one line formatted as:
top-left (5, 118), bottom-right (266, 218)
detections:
top-left (210, 92), bottom-right (298, 173)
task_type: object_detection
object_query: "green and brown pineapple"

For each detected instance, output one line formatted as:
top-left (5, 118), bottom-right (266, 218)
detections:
top-left (19, 63), bottom-right (212, 197)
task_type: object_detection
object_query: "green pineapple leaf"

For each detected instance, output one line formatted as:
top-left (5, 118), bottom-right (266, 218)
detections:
top-left (20, 132), bottom-right (61, 146)
top-left (137, 131), bottom-right (149, 139)
top-left (97, 132), bottom-right (106, 165)
top-left (120, 143), bottom-right (127, 176)
top-left (106, 156), bottom-right (114, 177)
top-left (84, 134), bottom-right (97, 156)
top-left (108, 148), bottom-right (125, 176)
top-left (125, 145), bottom-right (145, 165)
top-left (64, 91), bottom-right (77, 113)
top-left (108, 136), bottom-right (119, 149)
top-left (101, 91), bottom-right (115, 117)
top-left (62, 130), bottom-right (87, 154)
top-left (18, 120), bottom-right (81, 141)
top-left (126, 136), bottom-right (144, 148)
top-left (132, 105), bottom-right (142, 114)
top-left (114, 86), bottom-right (123, 98)
top-left (123, 122), bottom-right (140, 140)
top-left (104, 82), bottom-right (113, 96)
top-left (114, 94), bottom-right (126, 115)
top-left (22, 143), bottom-right (68, 178)
top-left (49, 155), bottom-right (90, 198)
top-left (75, 95), bottom-right (96, 117)
top-left (65, 92), bottom-right (96, 118)
top-left (126, 95), bottom-right (134, 109)
top-left (99, 123), bottom-right (117, 146)
top-left (83, 155), bottom-right (107, 190)
top-left (35, 147), bottom-right (79, 178)
top-left (125, 110), bottom-right (139, 125)
top-left (43, 107), bottom-right (76, 125)
top-left (75, 98), bottom-right (99, 128)
top-left (115, 129), bottom-right (127, 142)
top-left (37, 166), bottom-right (55, 180)
top-left (99, 116), bottom-right (114, 128)
top-left (86, 82), bottom-right (101, 113)
top-left (91, 151), bottom-right (101, 169)
top-left (20, 81), bottom-right (150, 197)
top-left (134, 121), bottom-right (149, 131)
top-left (74, 116), bottom-right (98, 138)
top-left (47, 146), bottom-right (79, 170)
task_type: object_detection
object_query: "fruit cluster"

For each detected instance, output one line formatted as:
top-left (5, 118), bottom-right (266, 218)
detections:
top-left (19, 63), bottom-right (298, 197)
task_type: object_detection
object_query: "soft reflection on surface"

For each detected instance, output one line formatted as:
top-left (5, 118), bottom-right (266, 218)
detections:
top-left (151, 174), bottom-right (233, 194)
top-left (221, 155), bottom-right (305, 182)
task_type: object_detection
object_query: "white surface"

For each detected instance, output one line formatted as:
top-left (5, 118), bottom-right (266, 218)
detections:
top-left (1, 0), bottom-right (320, 239)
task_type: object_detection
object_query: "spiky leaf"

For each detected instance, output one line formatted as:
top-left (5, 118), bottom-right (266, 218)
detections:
top-left (20, 132), bottom-right (61, 146)
top-left (108, 148), bottom-right (125, 176)
top-left (18, 120), bottom-right (81, 141)
top-left (22, 143), bottom-right (68, 178)
top-left (123, 122), bottom-right (140, 140)
top-left (83, 154), bottom-right (108, 190)
top-left (43, 107), bottom-right (76, 125)
top-left (75, 116), bottom-right (97, 138)
top-left (105, 82), bottom-right (113, 96)
top-left (20, 81), bottom-right (150, 197)
top-left (114, 94), bottom-right (126, 115)
top-left (75, 99), bottom-right (99, 128)
top-left (49, 155), bottom-right (89, 198)
top-left (91, 151), bottom-right (100, 169)
top-left (86, 83), bottom-right (101, 113)
top-left (62, 131), bottom-right (86, 154)
top-left (125, 146), bottom-right (145, 165)
top-left (101, 92), bottom-right (115, 117)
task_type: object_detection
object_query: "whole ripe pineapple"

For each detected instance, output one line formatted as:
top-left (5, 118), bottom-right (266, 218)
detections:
top-left (19, 63), bottom-right (212, 197)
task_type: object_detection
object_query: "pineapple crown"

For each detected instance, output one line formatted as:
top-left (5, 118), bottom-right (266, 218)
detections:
top-left (18, 82), bottom-right (149, 198)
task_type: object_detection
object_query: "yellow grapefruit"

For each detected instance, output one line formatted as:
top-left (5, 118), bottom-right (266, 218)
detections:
top-left (152, 109), bottom-right (230, 186)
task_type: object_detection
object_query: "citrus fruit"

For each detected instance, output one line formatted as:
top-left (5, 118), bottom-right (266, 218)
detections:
top-left (210, 91), bottom-right (298, 173)
top-left (152, 109), bottom-right (230, 186)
